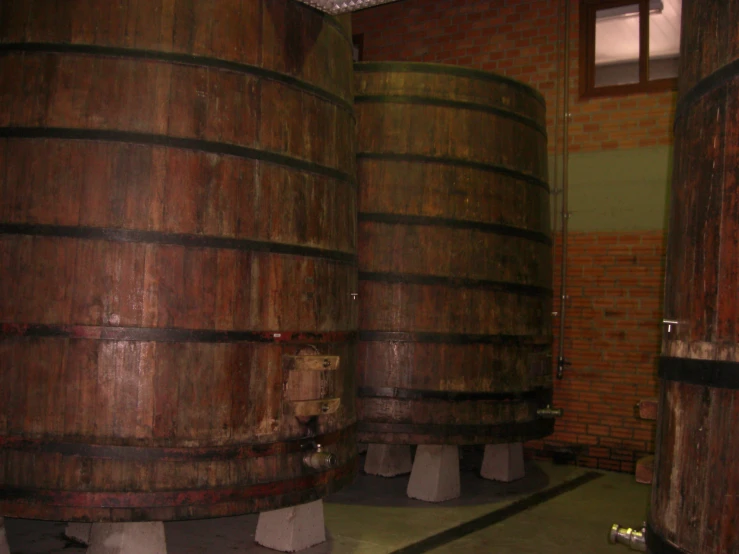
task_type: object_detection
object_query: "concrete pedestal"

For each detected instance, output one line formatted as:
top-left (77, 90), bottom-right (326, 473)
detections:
top-left (64, 522), bottom-right (92, 545)
top-left (87, 522), bottom-right (167, 554)
top-left (480, 442), bottom-right (526, 482)
top-left (364, 444), bottom-right (412, 477)
top-left (406, 445), bottom-right (460, 502)
top-left (0, 518), bottom-right (10, 554)
top-left (255, 500), bottom-right (326, 552)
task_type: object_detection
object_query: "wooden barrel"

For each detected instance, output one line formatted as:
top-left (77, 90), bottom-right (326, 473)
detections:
top-left (649, 1), bottom-right (739, 552)
top-left (354, 62), bottom-right (553, 445)
top-left (0, 0), bottom-right (357, 522)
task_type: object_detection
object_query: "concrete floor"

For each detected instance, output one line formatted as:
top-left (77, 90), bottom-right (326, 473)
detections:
top-left (4, 457), bottom-right (649, 554)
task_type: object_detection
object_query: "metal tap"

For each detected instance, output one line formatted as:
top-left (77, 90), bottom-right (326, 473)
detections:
top-left (302, 444), bottom-right (337, 470)
top-left (609, 524), bottom-right (646, 551)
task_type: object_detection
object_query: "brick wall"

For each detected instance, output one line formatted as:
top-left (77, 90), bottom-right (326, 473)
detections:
top-left (352, 0), bottom-right (676, 153)
top-left (353, 0), bottom-right (674, 471)
top-left (527, 231), bottom-right (666, 472)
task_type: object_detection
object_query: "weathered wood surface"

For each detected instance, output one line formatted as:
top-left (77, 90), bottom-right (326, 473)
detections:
top-left (650, 1), bottom-right (739, 552)
top-left (0, 0), bottom-right (357, 522)
top-left (354, 63), bottom-right (553, 445)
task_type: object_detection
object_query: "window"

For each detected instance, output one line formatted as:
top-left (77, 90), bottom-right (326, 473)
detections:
top-left (579, 0), bottom-right (681, 97)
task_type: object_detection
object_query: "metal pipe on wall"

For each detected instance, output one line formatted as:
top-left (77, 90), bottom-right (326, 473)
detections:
top-left (551, 1), bottom-right (562, 237)
top-left (556, 0), bottom-right (572, 380)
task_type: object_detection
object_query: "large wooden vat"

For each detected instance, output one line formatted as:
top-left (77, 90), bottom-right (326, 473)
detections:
top-left (354, 62), bottom-right (553, 445)
top-left (0, 0), bottom-right (357, 522)
top-left (649, 0), bottom-right (739, 552)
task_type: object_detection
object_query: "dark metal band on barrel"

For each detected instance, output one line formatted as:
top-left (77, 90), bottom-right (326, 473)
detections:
top-left (358, 420), bottom-right (553, 437)
top-left (659, 356), bottom-right (739, 389)
top-left (0, 223), bottom-right (356, 264)
top-left (359, 213), bottom-right (552, 245)
top-left (357, 386), bottom-right (549, 402)
top-left (0, 425), bottom-right (354, 462)
top-left (359, 331), bottom-right (549, 345)
top-left (354, 95), bottom-right (547, 136)
top-left (359, 271), bottom-right (552, 297)
top-left (354, 62), bottom-right (546, 106)
top-left (0, 42), bottom-right (353, 115)
top-left (0, 127), bottom-right (355, 185)
top-left (0, 323), bottom-right (356, 344)
top-left (0, 459), bottom-right (356, 508)
top-left (645, 523), bottom-right (685, 554)
top-left (673, 58), bottom-right (739, 128)
top-left (356, 152), bottom-right (549, 192)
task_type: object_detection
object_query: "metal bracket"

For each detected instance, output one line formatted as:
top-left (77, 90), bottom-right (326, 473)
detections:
top-left (537, 405), bottom-right (564, 418)
top-left (556, 356), bottom-right (571, 380)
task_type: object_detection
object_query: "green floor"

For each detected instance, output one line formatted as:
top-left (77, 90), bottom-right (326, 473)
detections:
top-left (4, 461), bottom-right (650, 553)
top-left (320, 463), bottom-right (649, 553)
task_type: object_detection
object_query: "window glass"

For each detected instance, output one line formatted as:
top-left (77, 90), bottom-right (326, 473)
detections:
top-left (594, 3), bottom-right (640, 87)
top-left (648, 0), bottom-right (681, 80)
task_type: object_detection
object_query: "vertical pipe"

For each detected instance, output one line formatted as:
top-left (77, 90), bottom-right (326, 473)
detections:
top-left (551, 0), bottom-right (562, 235)
top-left (556, 0), bottom-right (571, 380)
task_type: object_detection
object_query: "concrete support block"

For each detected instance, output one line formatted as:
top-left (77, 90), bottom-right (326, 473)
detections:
top-left (364, 444), bottom-right (412, 477)
top-left (255, 500), bottom-right (326, 552)
top-left (635, 455), bottom-right (655, 485)
top-left (480, 442), bottom-right (526, 482)
top-left (64, 522), bottom-right (92, 545)
top-left (87, 522), bottom-right (167, 554)
top-left (406, 445), bottom-right (460, 502)
top-left (0, 517), bottom-right (10, 554)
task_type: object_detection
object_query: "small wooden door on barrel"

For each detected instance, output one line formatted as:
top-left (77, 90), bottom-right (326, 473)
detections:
top-left (0, 0), bottom-right (358, 522)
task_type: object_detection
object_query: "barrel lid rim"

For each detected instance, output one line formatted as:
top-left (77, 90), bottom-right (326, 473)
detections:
top-left (320, 12), bottom-right (354, 47)
top-left (354, 61), bottom-right (546, 106)
top-left (674, 57), bottom-right (739, 129)
top-left (0, 42), bottom-right (355, 115)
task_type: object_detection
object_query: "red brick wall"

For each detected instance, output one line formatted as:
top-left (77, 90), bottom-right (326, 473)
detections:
top-left (352, 0), bottom-right (676, 153)
top-left (527, 231), bottom-right (666, 472)
top-left (353, 0), bottom-right (673, 472)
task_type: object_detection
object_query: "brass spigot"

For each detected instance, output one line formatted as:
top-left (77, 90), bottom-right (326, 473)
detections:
top-left (609, 523), bottom-right (646, 551)
top-left (302, 444), bottom-right (337, 470)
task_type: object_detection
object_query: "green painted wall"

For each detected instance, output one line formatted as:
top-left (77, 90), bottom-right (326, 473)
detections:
top-left (549, 145), bottom-right (673, 232)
